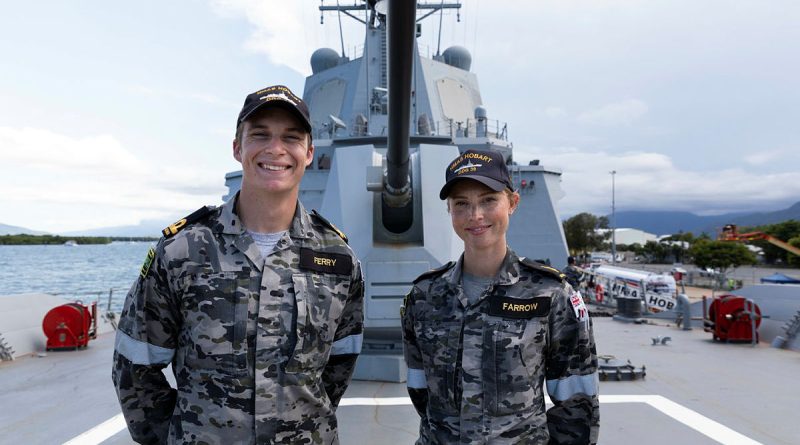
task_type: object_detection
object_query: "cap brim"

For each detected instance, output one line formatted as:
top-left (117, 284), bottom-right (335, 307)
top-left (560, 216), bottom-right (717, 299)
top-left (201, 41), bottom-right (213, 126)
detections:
top-left (439, 176), bottom-right (507, 200)
top-left (240, 100), bottom-right (312, 133)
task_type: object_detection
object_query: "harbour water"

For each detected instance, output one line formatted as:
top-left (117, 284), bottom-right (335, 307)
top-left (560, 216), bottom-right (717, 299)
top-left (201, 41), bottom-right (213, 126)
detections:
top-left (0, 242), bottom-right (153, 311)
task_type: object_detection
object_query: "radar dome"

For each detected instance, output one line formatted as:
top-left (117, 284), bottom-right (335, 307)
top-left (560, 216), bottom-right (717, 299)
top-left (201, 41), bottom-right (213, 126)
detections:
top-left (474, 106), bottom-right (487, 119)
top-left (310, 48), bottom-right (340, 74)
top-left (442, 46), bottom-right (471, 71)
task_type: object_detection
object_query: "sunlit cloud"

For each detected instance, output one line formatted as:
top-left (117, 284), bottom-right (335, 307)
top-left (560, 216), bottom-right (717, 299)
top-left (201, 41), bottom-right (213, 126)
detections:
top-left (210, 0), bottom-right (310, 75)
top-left (0, 126), bottom-right (226, 233)
top-left (743, 149), bottom-right (793, 166)
top-left (515, 147), bottom-right (800, 217)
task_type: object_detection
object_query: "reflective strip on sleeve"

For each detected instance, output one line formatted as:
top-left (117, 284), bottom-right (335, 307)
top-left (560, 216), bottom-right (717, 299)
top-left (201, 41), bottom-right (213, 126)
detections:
top-left (546, 373), bottom-right (598, 401)
top-left (331, 333), bottom-right (363, 355)
top-left (114, 330), bottom-right (175, 365)
top-left (407, 368), bottom-right (427, 389)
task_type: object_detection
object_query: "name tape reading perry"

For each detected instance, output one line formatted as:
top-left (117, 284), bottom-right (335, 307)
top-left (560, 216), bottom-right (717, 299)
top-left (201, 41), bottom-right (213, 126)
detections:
top-left (299, 248), bottom-right (353, 275)
top-left (488, 296), bottom-right (551, 319)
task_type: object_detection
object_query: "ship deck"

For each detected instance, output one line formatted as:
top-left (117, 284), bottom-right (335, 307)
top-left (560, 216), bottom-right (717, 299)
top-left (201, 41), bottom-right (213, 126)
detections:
top-left (1, 317), bottom-right (797, 445)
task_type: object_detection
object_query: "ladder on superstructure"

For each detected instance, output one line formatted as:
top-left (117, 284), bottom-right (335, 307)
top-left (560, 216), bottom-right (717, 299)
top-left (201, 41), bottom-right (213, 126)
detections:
top-left (773, 310), bottom-right (800, 349)
top-left (0, 332), bottom-right (14, 361)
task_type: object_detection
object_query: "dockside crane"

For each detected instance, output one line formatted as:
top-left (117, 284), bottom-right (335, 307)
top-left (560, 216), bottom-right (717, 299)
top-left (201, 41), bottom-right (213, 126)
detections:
top-left (718, 224), bottom-right (800, 257)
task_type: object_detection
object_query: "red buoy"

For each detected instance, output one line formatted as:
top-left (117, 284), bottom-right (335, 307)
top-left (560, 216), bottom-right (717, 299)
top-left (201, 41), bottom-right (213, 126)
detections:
top-left (42, 301), bottom-right (97, 350)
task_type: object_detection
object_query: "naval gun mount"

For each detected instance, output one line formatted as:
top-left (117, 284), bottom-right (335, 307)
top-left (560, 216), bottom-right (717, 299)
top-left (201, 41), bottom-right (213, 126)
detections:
top-left (224, 0), bottom-right (569, 381)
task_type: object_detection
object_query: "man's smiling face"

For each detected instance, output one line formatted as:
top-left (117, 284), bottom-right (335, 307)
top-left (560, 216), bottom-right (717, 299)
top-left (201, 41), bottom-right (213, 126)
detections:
top-left (233, 107), bottom-right (313, 197)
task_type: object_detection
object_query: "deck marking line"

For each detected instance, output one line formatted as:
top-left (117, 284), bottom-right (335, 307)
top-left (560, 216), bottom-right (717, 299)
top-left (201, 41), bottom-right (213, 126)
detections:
top-left (62, 413), bottom-right (126, 445)
top-left (339, 396), bottom-right (413, 406)
top-left (64, 394), bottom-right (763, 445)
top-left (643, 395), bottom-right (764, 445)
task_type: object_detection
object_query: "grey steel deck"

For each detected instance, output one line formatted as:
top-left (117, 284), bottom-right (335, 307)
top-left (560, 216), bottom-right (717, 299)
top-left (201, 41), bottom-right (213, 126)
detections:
top-left (1, 318), bottom-right (797, 444)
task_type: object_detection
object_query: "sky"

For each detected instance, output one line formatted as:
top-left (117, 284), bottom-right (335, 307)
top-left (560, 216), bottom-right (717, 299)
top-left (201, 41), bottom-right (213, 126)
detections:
top-left (1, 0), bottom-right (799, 234)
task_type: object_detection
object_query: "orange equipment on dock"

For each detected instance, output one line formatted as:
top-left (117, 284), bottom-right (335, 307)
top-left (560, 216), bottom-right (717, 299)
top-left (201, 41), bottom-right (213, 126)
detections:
top-left (42, 301), bottom-right (98, 350)
top-left (719, 224), bottom-right (800, 256)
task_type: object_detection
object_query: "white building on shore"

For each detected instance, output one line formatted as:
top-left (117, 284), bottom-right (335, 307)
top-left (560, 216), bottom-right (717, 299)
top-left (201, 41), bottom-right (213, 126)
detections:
top-left (598, 228), bottom-right (658, 246)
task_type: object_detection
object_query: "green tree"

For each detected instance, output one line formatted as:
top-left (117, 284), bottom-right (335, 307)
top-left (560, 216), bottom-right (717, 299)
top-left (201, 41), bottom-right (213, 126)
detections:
top-left (689, 239), bottom-right (757, 273)
top-left (562, 213), bottom-right (610, 257)
top-left (664, 231), bottom-right (696, 244)
top-left (642, 240), bottom-right (669, 263)
top-left (627, 243), bottom-right (644, 258)
top-left (661, 232), bottom-right (695, 263)
top-left (789, 236), bottom-right (800, 267)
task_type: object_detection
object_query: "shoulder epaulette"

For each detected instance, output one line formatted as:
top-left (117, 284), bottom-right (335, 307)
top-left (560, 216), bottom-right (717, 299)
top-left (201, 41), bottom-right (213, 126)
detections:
top-left (311, 209), bottom-right (348, 243)
top-left (162, 206), bottom-right (214, 238)
top-left (520, 257), bottom-right (565, 282)
top-left (413, 261), bottom-right (455, 284)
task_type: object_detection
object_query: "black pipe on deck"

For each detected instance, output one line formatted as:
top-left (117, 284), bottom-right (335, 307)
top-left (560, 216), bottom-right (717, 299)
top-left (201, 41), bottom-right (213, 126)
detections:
top-left (382, 0), bottom-right (416, 212)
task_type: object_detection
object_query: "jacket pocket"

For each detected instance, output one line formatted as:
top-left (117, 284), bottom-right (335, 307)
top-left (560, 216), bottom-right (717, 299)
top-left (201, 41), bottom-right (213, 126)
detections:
top-left (286, 272), bottom-right (348, 374)
top-left (414, 321), bottom-right (461, 415)
top-left (489, 318), bottom-right (544, 415)
top-left (180, 270), bottom-right (250, 375)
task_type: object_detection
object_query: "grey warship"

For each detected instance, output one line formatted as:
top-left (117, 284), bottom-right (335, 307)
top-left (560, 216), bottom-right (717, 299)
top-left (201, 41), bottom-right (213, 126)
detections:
top-left (1, 2), bottom-right (797, 444)
top-left (223, 0), bottom-right (568, 380)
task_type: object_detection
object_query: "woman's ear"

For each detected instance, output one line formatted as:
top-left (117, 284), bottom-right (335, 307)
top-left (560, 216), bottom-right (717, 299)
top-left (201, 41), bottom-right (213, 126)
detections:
top-left (509, 192), bottom-right (520, 215)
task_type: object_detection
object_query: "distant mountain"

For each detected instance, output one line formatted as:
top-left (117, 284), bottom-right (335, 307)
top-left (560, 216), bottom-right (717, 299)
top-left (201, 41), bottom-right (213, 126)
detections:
top-left (61, 215), bottom-right (185, 237)
top-left (0, 223), bottom-right (48, 235)
top-left (724, 201), bottom-right (800, 231)
top-left (611, 201), bottom-right (800, 236)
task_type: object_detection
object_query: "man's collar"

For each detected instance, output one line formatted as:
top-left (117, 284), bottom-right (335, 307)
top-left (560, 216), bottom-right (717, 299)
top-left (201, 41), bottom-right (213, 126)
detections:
top-left (217, 192), bottom-right (311, 239)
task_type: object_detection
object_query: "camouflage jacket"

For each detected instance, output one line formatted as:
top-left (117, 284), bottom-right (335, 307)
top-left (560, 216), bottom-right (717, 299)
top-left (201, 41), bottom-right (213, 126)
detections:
top-left (112, 194), bottom-right (364, 444)
top-left (402, 249), bottom-right (599, 444)
top-left (562, 265), bottom-right (584, 290)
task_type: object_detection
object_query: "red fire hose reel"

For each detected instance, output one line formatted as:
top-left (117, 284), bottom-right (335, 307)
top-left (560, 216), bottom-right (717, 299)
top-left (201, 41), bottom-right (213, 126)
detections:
top-left (42, 301), bottom-right (98, 350)
top-left (704, 294), bottom-right (761, 343)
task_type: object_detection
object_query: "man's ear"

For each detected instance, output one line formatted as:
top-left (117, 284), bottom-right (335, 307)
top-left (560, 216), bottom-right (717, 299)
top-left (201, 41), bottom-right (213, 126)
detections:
top-left (233, 138), bottom-right (242, 163)
top-left (305, 143), bottom-right (314, 167)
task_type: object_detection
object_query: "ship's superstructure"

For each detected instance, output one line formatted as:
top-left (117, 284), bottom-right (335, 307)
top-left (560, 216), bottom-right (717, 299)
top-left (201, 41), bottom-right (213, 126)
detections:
top-left (224, 1), bottom-right (568, 379)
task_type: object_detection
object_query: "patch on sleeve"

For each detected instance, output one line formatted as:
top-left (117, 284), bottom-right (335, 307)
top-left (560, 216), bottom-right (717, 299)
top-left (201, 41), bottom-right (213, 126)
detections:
top-left (400, 292), bottom-right (410, 318)
top-left (570, 291), bottom-right (589, 325)
top-left (140, 247), bottom-right (156, 278)
top-left (488, 296), bottom-right (551, 319)
top-left (299, 248), bottom-right (353, 275)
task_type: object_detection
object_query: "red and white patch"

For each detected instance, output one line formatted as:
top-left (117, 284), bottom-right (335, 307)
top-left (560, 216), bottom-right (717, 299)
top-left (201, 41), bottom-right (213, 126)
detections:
top-left (570, 291), bottom-right (589, 324)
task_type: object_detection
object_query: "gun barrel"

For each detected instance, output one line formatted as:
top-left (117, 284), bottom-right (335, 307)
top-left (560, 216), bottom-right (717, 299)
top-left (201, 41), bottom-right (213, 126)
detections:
top-left (383, 0), bottom-right (416, 207)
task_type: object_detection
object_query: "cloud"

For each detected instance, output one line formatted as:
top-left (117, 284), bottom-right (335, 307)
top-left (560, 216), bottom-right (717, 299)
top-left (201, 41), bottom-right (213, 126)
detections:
top-left (514, 147), bottom-right (800, 217)
top-left (743, 149), bottom-right (793, 166)
top-left (127, 84), bottom-right (238, 108)
top-left (210, 0), bottom-right (309, 75)
top-left (0, 127), bottom-right (147, 174)
top-left (0, 126), bottom-right (226, 232)
top-left (544, 107), bottom-right (568, 118)
top-left (577, 99), bottom-right (649, 126)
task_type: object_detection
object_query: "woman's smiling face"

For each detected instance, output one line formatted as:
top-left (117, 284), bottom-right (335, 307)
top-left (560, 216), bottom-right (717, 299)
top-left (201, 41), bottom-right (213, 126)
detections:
top-left (447, 180), bottom-right (518, 252)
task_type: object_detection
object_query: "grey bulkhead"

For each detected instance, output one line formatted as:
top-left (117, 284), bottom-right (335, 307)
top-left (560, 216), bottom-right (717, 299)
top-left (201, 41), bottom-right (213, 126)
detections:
top-left (224, 10), bottom-right (567, 380)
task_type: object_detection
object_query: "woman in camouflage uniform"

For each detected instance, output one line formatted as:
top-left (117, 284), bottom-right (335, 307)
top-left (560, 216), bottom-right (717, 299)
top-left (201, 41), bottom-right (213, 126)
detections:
top-left (401, 149), bottom-right (599, 444)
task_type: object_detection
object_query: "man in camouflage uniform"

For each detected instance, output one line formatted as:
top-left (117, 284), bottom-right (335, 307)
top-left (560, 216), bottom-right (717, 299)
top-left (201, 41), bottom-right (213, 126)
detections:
top-left (112, 85), bottom-right (364, 444)
top-left (402, 149), bottom-right (599, 444)
top-left (562, 256), bottom-right (585, 290)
